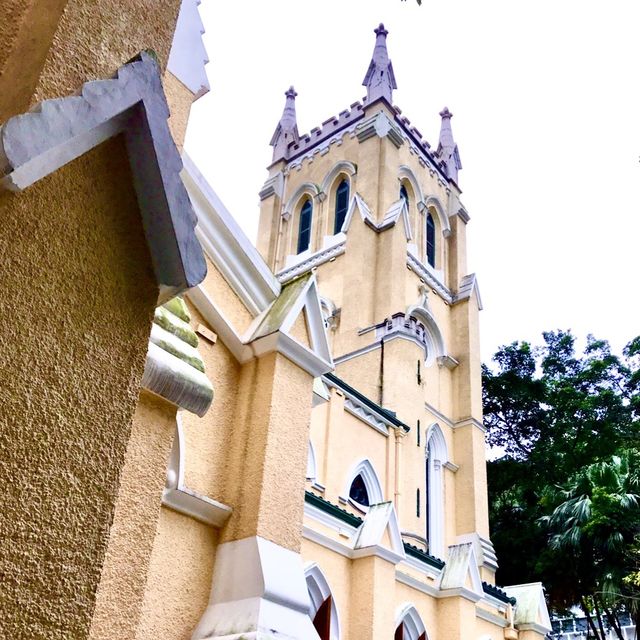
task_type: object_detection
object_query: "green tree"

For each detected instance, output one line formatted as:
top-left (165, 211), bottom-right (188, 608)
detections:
top-left (483, 330), bottom-right (640, 631)
top-left (542, 452), bottom-right (640, 638)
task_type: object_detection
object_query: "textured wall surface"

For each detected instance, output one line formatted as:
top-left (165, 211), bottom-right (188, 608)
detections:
top-left (89, 391), bottom-right (177, 640)
top-left (0, 137), bottom-right (157, 638)
top-left (135, 509), bottom-right (218, 640)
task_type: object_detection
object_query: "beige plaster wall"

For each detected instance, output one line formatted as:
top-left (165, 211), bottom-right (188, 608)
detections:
top-left (136, 509), bottom-right (218, 640)
top-left (164, 70), bottom-right (196, 151)
top-left (89, 390), bottom-right (178, 640)
top-left (0, 137), bottom-right (157, 638)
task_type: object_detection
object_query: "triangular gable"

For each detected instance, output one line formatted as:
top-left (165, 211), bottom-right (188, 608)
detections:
top-left (439, 542), bottom-right (484, 601)
top-left (503, 582), bottom-right (551, 633)
top-left (341, 192), bottom-right (375, 233)
top-left (380, 198), bottom-right (412, 240)
top-left (453, 273), bottom-right (483, 311)
top-left (247, 274), bottom-right (333, 377)
top-left (352, 501), bottom-right (405, 563)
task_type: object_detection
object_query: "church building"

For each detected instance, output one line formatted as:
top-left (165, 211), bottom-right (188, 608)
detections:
top-left (0, 3), bottom-right (551, 639)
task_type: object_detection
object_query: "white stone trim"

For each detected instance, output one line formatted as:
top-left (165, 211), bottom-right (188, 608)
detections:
top-left (424, 195), bottom-right (451, 237)
top-left (277, 236), bottom-right (346, 283)
top-left (395, 603), bottom-right (429, 640)
top-left (476, 606), bottom-right (509, 628)
top-left (283, 181), bottom-right (323, 220)
top-left (320, 160), bottom-right (357, 195)
top-left (424, 402), bottom-right (454, 428)
top-left (425, 424), bottom-right (448, 559)
top-left (407, 248), bottom-right (452, 303)
top-left (304, 501), bottom-right (359, 539)
top-left (192, 536), bottom-right (319, 639)
top-left (453, 416), bottom-right (486, 433)
top-left (343, 458), bottom-right (385, 508)
top-left (307, 440), bottom-right (317, 481)
top-left (304, 563), bottom-right (341, 640)
top-left (183, 152), bottom-right (280, 315)
top-left (162, 417), bottom-right (232, 527)
top-left (440, 543), bottom-right (485, 602)
top-left (395, 570), bottom-right (440, 598)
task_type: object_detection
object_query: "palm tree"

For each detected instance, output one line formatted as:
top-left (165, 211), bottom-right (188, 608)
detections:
top-left (542, 451), bottom-right (640, 639)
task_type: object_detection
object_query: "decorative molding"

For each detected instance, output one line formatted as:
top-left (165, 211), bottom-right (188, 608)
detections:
top-left (424, 195), bottom-right (452, 237)
top-left (439, 543), bottom-right (485, 602)
top-left (344, 397), bottom-right (389, 436)
top-left (166, 0), bottom-right (209, 97)
top-left (320, 160), bottom-right (357, 195)
top-left (258, 171), bottom-right (284, 200)
top-left (395, 570), bottom-right (440, 598)
top-left (424, 402), bottom-right (454, 428)
top-left (323, 372), bottom-right (409, 432)
top-left (443, 461), bottom-right (459, 473)
top-left (192, 536), bottom-right (318, 639)
top-left (304, 563), bottom-right (341, 640)
top-left (406, 250), bottom-right (453, 304)
top-left (476, 606), bottom-right (509, 628)
top-left (342, 458), bottom-right (385, 507)
top-left (183, 152), bottom-right (280, 316)
top-left (395, 603), bottom-right (428, 640)
top-left (162, 419), bottom-right (231, 526)
top-left (457, 533), bottom-right (499, 573)
top-left (277, 237), bottom-right (346, 284)
top-left (453, 273), bottom-right (483, 310)
top-left (453, 416), bottom-right (486, 433)
top-left (0, 52), bottom-right (206, 303)
top-left (283, 181), bottom-right (322, 219)
top-left (437, 355), bottom-right (459, 370)
top-left (356, 110), bottom-right (404, 148)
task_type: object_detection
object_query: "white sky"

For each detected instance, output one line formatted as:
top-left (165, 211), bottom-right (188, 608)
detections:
top-left (185, 0), bottom-right (640, 364)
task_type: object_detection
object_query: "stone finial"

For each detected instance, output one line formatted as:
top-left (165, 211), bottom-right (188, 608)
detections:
top-left (362, 23), bottom-right (397, 104)
top-left (270, 86), bottom-right (300, 163)
top-left (437, 107), bottom-right (462, 183)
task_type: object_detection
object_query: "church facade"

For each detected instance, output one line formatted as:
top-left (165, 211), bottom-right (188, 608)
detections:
top-left (0, 3), bottom-right (550, 639)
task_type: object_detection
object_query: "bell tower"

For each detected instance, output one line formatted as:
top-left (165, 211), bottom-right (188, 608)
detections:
top-left (257, 22), bottom-right (497, 587)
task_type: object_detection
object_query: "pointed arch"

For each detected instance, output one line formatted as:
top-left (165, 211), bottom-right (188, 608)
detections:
top-left (320, 160), bottom-right (357, 195)
top-left (405, 303), bottom-right (446, 366)
top-left (398, 165), bottom-right (425, 203)
top-left (305, 562), bottom-right (341, 640)
top-left (425, 423), bottom-right (448, 559)
top-left (395, 603), bottom-right (428, 640)
top-left (343, 458), bottom-right (384, 510)
top-left (283, 182), bottom-right (321, 218)
top-left (423, 195), bottom-right (451, 237)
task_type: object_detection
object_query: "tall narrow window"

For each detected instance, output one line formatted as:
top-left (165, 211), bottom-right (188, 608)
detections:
top-left (297, 198), bottom-right (313, 254)
top-left (416, 488), bottom-right (421, 517)
top-left (400, 184), bottom-right (409, 207)
top-left (426, 212), bottom-right (436, 268)
top-left (334, 179), bottom-right (349, 234)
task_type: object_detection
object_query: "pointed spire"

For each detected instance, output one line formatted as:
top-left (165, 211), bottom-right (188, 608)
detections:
top-left (362, 23), bottom-right (397, 104)
top-left (270, 86), bottom-right (299, 162)
top-left (437, 107), bottom-right (462, 183)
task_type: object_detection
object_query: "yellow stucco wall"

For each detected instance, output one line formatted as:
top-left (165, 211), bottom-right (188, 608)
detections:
top-left (89, 391), bottom-right (178, 640)
top-left (136, 508), bottom-right (218, 640)
top-left (0, 137), bottom-right (158, 638)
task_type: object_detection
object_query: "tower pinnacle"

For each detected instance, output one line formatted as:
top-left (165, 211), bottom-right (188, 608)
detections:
top-left (362, 23), bottom-right (397, 104)
top-left (270, 86), bottom-right (299, 162)
top-left (437, 107), bottom-right (462, 183)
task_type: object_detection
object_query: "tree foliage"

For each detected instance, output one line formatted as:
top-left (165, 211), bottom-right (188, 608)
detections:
top-left (484, 330), bottom-right (640, 638)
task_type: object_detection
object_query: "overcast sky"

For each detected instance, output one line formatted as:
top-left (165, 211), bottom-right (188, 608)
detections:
top-left (186, 0), bottom-right (640, 364)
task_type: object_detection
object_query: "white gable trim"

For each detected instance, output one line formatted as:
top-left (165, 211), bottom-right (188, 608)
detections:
top-left (353, 502), bottom-right (405, 559)
top-left (183, 153), bottom-right (280, 315)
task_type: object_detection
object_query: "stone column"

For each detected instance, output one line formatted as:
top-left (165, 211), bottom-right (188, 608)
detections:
top-left (191, 353), bottom-right (320, 639)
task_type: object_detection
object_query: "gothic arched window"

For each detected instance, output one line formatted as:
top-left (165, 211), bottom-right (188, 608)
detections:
top-left (394, 605), bottom-right (428, 640)
top-left (297, 198), bottom-right (313, 254)
top-left (305, 563), bottom-right (341, 640)
top-left (334, 179), bottom-right (350, 234)
top-left (426, 212), bottom-right (436, 268)
top-left (349, 474), bottom-right (370, 507)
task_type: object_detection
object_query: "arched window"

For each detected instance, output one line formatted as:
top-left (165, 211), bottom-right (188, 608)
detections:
top-left (334, 179), bottom-right (350, 234)
top-left (343, 459), bottom-right (384, 511)
top-left (426, 212), bottom-right (436, 268)
top-left (297, 198), bottom-right (313, 254)
top-left (349, 474), bottom-right (369, 507)
top-left (394, 604), bottom-right (428, 640)
top-left (425, 425), bottom-right (448, 559)
top-left (305, 563), bottom-right (340, 640)
top-left (400, 184), bottom-right (409, 207)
